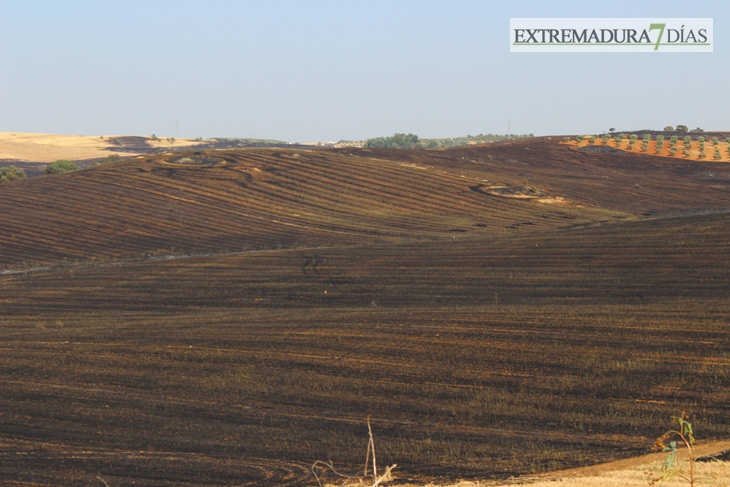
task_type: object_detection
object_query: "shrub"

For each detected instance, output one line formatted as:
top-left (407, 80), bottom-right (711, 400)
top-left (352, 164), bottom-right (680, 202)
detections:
top-left (46, 160), bottom-right (79, 174)
top-left (714, 150), bottom-right (722, 160)
top-left (0, 165), bottom-right (27, 183)
top-left (676, 124), bottom-right (689, 132)
top-left (663, 125), bottom-right (674, 131)
top-left (655, 413), bottom-right (696, 486)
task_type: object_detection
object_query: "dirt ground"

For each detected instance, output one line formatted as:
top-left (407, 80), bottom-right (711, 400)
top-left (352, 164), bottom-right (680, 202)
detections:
top-left (568, 136), bottom-right (730, 162)
top-left (355, 440), bottom-right (730, 486)
top-left (1, 139), bottom-right (729, 486)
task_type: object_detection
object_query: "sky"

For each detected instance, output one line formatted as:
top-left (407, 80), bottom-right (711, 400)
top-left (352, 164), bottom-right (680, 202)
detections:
top-left (1, 0), bottom-right (728, 141)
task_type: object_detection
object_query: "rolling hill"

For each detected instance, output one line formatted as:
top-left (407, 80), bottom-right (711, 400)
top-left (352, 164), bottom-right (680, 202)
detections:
top-left (0, 137), bottom-right (728, 486)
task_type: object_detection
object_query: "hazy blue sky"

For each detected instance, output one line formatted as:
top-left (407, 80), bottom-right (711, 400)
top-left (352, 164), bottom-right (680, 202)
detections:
top-left (1, 0), bottom-right (728, 141)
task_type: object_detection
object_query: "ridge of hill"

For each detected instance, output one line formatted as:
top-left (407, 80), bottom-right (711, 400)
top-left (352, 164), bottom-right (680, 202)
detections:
top-left (2, 137), bottom-right (730, 269)
top-left (0, 142), bottom-right (605, 268)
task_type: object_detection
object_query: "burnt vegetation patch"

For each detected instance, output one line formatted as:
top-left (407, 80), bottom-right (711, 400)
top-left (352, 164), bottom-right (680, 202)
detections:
top-left (0, 138), bottom-right (729, 485)
top-left (166, 152), bottom-right (226, 166)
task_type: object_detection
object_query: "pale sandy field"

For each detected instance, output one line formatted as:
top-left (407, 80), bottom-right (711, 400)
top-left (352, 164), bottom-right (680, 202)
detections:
top-left (0, 132), bottom-right (201, 162)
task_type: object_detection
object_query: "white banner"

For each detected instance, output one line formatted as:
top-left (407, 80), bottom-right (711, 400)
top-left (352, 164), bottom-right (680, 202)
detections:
top-left (510, 18), bottom-right (713, 52)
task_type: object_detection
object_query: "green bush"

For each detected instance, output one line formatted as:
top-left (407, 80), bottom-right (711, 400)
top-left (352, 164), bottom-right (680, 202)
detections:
top-left (46, 160), bottom-right (79, 174)
top-left (0, 165), bottom-right (27, 183)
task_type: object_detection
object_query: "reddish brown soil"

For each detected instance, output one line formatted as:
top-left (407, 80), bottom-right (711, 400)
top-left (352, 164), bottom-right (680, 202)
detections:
top-left (571, 136), bottom-right (730, 162)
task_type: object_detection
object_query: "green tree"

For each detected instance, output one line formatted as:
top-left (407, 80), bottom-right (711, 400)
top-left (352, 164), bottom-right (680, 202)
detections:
top-left (365, 133), bottom-right (422, 149)
top-left (676, 124), bottom-right (689, 133)
top-left (46, 159), bottom-right (79, 174)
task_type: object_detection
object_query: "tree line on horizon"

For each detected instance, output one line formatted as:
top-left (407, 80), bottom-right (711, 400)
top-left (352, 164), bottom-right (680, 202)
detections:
top-left (364, 132), bottom-right (533, 149)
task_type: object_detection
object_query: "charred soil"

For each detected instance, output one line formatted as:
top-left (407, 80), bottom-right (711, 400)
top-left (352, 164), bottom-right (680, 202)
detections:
top-left (0, 138), bottom-right (728, 485)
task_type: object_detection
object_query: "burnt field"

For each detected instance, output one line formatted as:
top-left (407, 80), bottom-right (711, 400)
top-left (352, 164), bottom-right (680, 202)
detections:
top-left (0, 138), bottom-right (729, 485)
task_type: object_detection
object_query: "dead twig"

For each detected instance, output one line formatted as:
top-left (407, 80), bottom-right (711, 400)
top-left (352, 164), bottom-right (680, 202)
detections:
top-left (312, 417), bottom-right (396, 487)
